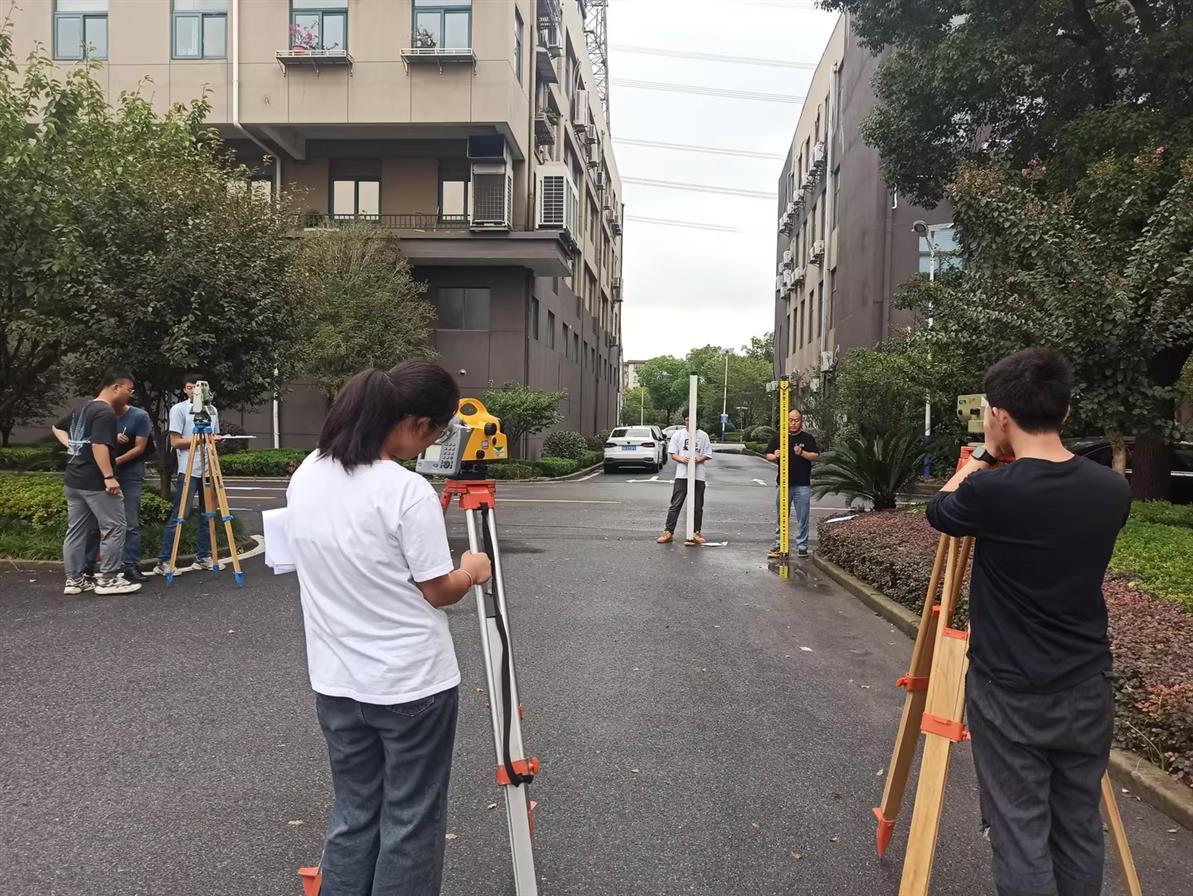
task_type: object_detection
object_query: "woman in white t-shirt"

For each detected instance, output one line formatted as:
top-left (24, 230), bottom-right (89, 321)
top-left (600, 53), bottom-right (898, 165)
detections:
top-left (287, 361), bottom-right (491, 896)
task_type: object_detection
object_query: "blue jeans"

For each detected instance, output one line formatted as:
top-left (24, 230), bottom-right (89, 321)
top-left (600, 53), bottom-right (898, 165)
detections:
top-left (84, 477), bottom-right (142, 570)
top-left (157, 474), bottom-right (211, 562)
top-left (316, 688), bottom-right (459, 896)
top-left (773, 485), bottom-right (812, 551)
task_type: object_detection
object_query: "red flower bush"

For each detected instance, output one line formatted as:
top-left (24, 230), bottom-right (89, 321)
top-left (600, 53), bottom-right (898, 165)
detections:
top-left (818, 512), bottom-right (1193, 786)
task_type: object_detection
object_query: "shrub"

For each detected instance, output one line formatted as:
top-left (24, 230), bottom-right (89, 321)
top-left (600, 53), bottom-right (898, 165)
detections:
top-left (0, 473), bottom-right (175, 529)
top-left (745, 442), bottom-right (768, 456)
top-left (580, 450), bottom-right (603, 469)
top-left (217, 449), bottom-right (309, 477)
top-left (812, 431), bottom-right (924, 510)
top-left (817, 509), bottom-right (1193, 784)
top-left (218, 421), bottom-right (250, 455)
top-left (489, 462), bottom-right (537, 480)
top-left (584, 434), bottom-right (606, 451)
top-left (542, 430), bottom-right (588, 460)
top-left (536, 457), bottom-right (580, 477)
top-left (1128, 500), bottom-right (1193, 530)
top-left (0, 445), bottom-right (67, 471)
top-left (749, 425), bottom-right (776, 443)
top-left (1111, 519), bottom-right (1193, 610)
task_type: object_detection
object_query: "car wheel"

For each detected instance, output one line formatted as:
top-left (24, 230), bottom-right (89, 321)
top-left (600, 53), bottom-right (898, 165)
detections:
top-left (603, 463), bottom-right (616, 474)
top-left (649, 462), bottom-right (660, 473)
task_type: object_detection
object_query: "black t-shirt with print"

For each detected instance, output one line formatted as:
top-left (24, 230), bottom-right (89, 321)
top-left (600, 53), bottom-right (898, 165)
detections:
top-left (766, 431), bottom-right (819, 486)
top-left (56, 400), bottom-right (118, 491)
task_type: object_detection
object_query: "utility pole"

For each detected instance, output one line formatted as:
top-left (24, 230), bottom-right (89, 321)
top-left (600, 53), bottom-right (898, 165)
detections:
top-left (720, 351), bottom-right (729, 442)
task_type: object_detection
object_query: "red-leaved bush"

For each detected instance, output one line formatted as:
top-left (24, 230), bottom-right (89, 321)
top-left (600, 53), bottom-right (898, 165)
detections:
top-left (818, 512), bottom-right (1193, 786)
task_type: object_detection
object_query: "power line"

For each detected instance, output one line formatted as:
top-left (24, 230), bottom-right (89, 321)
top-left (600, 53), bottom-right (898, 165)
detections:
top-left (612, 78), bottom-right (806, 104)
top-left (611, 44), bottom-right (818, 71)
top-left (622, 176), bottom-right (777, 199)
top-left (615, 137), bottom-right (784, 160)
top-left (625, 215), bottom-right (748, 233)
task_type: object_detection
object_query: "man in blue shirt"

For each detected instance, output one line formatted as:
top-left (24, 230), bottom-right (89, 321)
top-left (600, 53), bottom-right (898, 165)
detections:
top-left (84, 400), bottom-right (153, 582)
top-left (154, 373), bottom-right (220, 574)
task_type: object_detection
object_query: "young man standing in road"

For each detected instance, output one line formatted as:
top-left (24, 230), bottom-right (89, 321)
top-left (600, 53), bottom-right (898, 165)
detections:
top-left (656, 409), bottom-right (712, 545)
top-left (927, 348), bottom-right (1130, 896)
top-left (51, 370), bottom-right (142, 595)
top-left (154, 373), bottom-right (220, 574)
top-left (766, 409), bottom-right (819, 558)
top-left (84, 400), bottom-right (153, 583)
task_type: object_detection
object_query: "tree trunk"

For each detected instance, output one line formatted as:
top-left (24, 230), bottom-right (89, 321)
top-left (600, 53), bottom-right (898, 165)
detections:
top-left (1130, 431), bottom-right (1171, 501)
top-left (1108, 432), bottom-right (1128, 476)
top-left (1, 424), bottom-right (10, 447)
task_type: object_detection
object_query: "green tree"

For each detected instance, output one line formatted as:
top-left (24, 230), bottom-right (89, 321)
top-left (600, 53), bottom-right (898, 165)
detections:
top-left (637, 356), bottom-right (689, 424)
top-left (621, 386), bottom-right (661, 426)
top-left (822, 0), bottom-right (1193, 207)
top-left (0, 31), bottom-right (100, 444)
top-left (482, 383), bottom-right (565, 458)
top-left (66, 90), bottom-right (309, 495)
top-left (297, 225), bottom-right (436, 398)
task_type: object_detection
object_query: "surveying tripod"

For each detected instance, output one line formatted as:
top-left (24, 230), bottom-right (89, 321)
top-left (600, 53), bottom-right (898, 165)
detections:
top-left (872, 446), bottom-right (1142, 895)
top-left (162, 422), bottom-right (244, 587)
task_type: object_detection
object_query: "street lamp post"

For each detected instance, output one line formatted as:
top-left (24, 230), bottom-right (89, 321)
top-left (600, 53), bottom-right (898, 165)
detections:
top-left (913, 220), bottom-right (941, 479)
top-left (721, 350), bottom-right (730, 442)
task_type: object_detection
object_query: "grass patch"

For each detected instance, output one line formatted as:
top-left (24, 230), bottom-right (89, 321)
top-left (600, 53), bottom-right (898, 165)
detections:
top-left (1111, 518), bottom-right (1193, 611)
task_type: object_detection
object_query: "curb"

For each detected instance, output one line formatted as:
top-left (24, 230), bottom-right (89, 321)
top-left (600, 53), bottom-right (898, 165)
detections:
top-left (3, 536), bottom-right (262, 573)
top-left (811, 553), bottom-right (1193, 832)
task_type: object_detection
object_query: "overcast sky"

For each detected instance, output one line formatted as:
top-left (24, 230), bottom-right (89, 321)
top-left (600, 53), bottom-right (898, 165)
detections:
top-left (607, 0), bottom-right (838, 361)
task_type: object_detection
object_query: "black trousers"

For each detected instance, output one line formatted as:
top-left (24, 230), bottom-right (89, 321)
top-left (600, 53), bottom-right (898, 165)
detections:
top-left (966, 668), bottom-right (1114, 896)
top-left (664, 478), bottom-right (705, 533)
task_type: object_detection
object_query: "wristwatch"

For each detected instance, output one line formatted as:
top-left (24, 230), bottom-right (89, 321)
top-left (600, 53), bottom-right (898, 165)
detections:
top-left (971, 446), bottom-right (999, 466)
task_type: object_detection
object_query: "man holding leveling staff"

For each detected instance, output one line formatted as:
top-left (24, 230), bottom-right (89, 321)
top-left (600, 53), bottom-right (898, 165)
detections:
top-left (926, 348), bottom-right (1130, 896)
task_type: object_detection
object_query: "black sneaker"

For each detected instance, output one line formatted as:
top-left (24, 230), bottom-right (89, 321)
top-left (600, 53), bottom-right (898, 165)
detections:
top-left (797, 547), bottom-right (809, 558)
top-left (123, 566), bottom-right (149, 583)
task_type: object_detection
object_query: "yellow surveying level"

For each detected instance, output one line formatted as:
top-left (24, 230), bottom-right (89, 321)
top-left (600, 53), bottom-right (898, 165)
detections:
top-left (955, 393), bottom-right (987, 438)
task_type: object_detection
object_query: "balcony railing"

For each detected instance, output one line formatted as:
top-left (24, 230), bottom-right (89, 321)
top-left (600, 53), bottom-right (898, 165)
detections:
top-left (300, 213), bottom-right (470, 231)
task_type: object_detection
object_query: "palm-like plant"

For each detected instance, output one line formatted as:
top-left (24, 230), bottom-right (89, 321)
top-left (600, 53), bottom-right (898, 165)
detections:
top-left (811, 430), bottom-right (926, 510)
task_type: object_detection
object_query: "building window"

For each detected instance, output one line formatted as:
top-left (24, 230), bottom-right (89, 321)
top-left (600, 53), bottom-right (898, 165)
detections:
top-left (529, 298), bottom-right (540, 341)
top-left (562, 323), bottom-right (571, 358)
top-left (817, 281), bottom-right (824, 339)
top-left (54, 1), bottom-right (108, 60)
top-left (573, 332), bottom-right (580, 362)
top-left (547, 311), bottom-right (556, 349)
top-left (514, 8), bottom-right (524, 84)
top-left (436, 287), bottom-right (490, 330)
top-left (291, 0), bottom-right (348, 53)
top-left (173, 1), bottom-right (227, 59)
top-left (918, 225), bottom-right (962, 275)
top-left (414, 0), bottom-right (471, 50)
top-left (438, 160), bottom-right (470, 222)
top-left (332, 178), bottom-right (380, 218)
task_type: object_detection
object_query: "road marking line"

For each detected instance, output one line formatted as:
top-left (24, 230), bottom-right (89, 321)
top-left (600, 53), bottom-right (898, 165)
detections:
top-left (752, 478), bottom-right (766, 485)
top-left (224, 485), bottom-right (289, 492)
top-left (497, 499), bottom-right (620, 504)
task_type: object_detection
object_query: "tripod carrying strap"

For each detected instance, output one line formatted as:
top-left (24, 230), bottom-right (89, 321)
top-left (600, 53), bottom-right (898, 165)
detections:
top-left (480, 505), bottom-right (536, 788)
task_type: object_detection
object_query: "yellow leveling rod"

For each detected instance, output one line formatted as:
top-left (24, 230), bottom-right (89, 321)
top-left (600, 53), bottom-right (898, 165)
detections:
top-left (778, 377), bottom-right (790, 573)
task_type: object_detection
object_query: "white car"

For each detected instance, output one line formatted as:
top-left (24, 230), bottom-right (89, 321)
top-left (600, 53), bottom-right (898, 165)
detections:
top-left (604, 426), bottom-right (667, 473)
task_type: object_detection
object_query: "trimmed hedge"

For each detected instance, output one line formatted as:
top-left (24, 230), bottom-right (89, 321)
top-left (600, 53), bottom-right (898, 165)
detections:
top-left (817, 509), bottom-right (1192, 785)
top-left (541, 431), bottom-right (588, 460)
top-left (0, 445), bottom-right (67, 471)
top-left (218, 449), bottom-right (309, 477)
top-left (489, 462), bottom-right (538, 480)
top-left (536, 457), bottom-right (580, 477)
top-left (1112, 519), bottom-right (1193, 610)
top-left (749, 425), bottom-right (777, 443)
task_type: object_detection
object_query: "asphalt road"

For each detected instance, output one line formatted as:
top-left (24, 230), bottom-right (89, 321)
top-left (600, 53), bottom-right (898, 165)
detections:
top-left (2, 451), bottom-right (1190, 896)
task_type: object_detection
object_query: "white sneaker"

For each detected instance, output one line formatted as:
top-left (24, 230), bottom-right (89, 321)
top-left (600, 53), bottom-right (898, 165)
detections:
top-left (152, 562), bottom-right (170, 576)
top-left (190, 557), bottom-right (215, 571)
top-left (94, 573), bottom-right (142, 595)
top-left (64, 577), bottom-right (90, 595)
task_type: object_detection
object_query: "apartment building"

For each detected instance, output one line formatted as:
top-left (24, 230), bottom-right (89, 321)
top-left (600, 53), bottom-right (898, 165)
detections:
top-left (773, 15), bottom-right (953, 386)
top-left (10, 0), bottom-right (625, 451)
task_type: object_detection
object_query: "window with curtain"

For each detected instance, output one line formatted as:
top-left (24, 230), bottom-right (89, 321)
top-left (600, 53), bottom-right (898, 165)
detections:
top-left (173, 1), bottom-right (227, 58)
top-left (291, 0), bottom-right (348, 52)
top-left (436, 288), bottom-right (490, 330)
top-left (413, 0), bottom-right (472, 50)
top-left (54, 0), bottom-right (108, 60)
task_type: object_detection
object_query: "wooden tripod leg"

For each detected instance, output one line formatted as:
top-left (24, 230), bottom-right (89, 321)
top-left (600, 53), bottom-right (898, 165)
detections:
top-left (201, 437), bottom-right (221, 571)
top-left (899, 540), bottom-right (971, 896)
top-left (206, 444), bottom-right (244, 587)
top-left (1101, 772), bottom-right (1144, 896)
top-left (874, 534), bottom-right (950, 857)
top-left (166, 435), bottom-right (201, 582)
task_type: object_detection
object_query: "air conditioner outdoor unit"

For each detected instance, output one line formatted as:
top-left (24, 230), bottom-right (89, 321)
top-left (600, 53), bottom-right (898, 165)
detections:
top-left (779, 213), bottom-right (792, 235)
top-left (536, 162), bottom-right (579, 241)
top-left (612, 276), bottom-right (622, 300)
top-left (812, 141), bottom-right (827, 169)
top-left (586, 139), bottom-right (600, 168)
top-left (811, 240), bottom-right (826, 263)
top-left (801, 171), bottom-right (816, 192)
top-left (541, 23), bottom-right (562, 57)
top-left (781, 249), bottom-right (793, 270)
top-left (820, 351), bottom-right (835, 372)
top-left (786, 200), bottom-right (796, 217)
top-left (594, 170), bottom-right (606, 191)
top-left (573, 90), bottom-right (589, 132)
top-left (467, 134), bottom-right (511, 164)
top-left (471, 161), bottom-right (513, 230)
top-left (792, 266), bottom-right (806, 284)
top-left (775, 275), bottom-right (784, 293)
top-left (792, 195), bottom-right (805, 212)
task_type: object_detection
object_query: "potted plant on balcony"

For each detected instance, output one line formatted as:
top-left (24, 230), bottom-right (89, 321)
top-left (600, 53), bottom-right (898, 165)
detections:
top-left (289, 24), bottom-right (318, 54)
top-left (415, 27), bottom-right (438, 49)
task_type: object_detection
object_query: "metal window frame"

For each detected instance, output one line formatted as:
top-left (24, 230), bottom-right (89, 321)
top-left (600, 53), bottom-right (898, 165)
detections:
top-left (53, 10), bottom-right (108, 61)
top-left (290, 3), bottom-right (349, 52)
top-left (172, 9), bottom-right (227, 60)
top-left (412, 1), bottom-right (473, 50)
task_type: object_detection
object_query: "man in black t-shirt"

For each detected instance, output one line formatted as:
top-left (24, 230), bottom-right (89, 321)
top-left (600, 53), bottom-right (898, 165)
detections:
top-left (927, 348), bottom-right (1130, 896)
top-left (51, 370), bottom-right (143, 596)
top-left (765, 409), bottom-right (819, 558)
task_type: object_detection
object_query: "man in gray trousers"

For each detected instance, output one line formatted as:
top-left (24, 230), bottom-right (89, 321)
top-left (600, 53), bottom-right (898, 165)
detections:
top-left (51, 370), bottom-right (143, 595)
